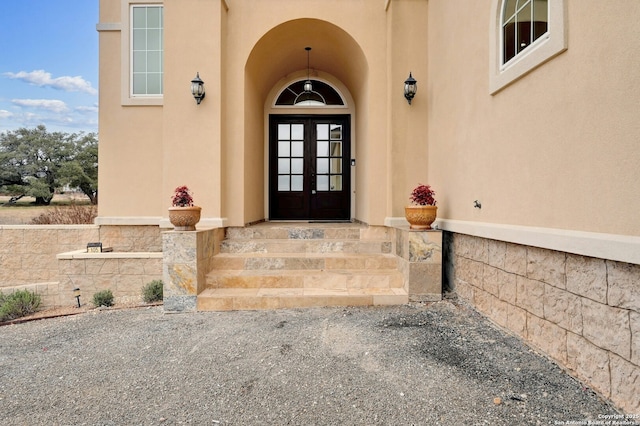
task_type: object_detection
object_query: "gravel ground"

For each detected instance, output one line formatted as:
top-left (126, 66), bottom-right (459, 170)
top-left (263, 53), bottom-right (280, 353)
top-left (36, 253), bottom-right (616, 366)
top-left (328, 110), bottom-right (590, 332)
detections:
top-left (0, 300), bottom-right (627, 426)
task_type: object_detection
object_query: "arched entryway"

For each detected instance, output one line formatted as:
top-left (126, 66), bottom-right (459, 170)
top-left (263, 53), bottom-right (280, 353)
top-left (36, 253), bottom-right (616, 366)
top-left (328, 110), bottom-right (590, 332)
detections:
top-left (244, 18), bottom-right (368, 223)
top-left (266, 72), bottom-right (355, 221)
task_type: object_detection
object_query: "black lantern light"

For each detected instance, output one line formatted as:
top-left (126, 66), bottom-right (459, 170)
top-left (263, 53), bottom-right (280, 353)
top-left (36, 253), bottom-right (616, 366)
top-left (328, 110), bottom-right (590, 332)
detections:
top-left (190, 72), bottom-right (205, 105)
top-left (73, 287), bottom-right (81, 308)
top-left (304, 47), bottom-right (313, 92)
top-left (404, 72), bottom-right (417, 105)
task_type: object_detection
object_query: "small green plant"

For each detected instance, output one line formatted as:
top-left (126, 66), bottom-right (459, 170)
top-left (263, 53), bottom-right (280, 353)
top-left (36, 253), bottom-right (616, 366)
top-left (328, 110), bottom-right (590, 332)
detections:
top-left (142, 280), bottom-right (163, 303)
top-left (92, 289), bottom-right (114, 307)
top-left (0, 290), bottom-right (42, 322)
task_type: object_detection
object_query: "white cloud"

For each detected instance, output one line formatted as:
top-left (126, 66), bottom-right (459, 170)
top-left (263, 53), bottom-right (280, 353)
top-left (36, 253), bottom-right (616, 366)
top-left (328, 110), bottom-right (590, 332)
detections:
top-left (4, 70), bottom-right (98, 95)
top-left (12, 99), bottom-right (69, 113)
top-left (0, 110), bottom-right (13, 119)
top-left (75, 105), bottom-right (99, 113)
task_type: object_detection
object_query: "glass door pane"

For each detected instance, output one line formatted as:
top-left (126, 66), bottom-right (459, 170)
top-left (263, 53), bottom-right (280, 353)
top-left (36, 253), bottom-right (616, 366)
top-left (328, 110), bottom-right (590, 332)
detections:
top-left (316, 123), bottom-right (343, 192)
top-left (277, 123), bottom-right (304, 192)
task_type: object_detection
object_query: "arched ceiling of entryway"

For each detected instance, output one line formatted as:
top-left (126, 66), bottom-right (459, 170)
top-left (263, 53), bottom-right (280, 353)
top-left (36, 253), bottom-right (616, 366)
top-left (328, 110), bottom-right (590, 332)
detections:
top-left (245, 18), bottom-right (368, 104)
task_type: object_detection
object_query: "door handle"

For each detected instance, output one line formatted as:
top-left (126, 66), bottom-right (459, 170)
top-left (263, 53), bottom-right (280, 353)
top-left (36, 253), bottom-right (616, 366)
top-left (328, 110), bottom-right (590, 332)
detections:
top-left (311, 173), bottom-right (316, 194)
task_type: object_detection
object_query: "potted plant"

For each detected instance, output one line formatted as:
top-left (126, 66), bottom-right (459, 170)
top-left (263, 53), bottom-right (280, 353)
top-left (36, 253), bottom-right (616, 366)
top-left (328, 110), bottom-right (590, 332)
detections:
top-left (405, 184), bottom-right (437, 230)
top-left (168, 185), bottom-right (201, 231)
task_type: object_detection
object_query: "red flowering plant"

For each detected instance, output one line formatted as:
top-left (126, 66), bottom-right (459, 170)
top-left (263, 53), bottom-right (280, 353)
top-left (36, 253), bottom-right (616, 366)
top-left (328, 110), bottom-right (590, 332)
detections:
top-left (171, 185), bottom-right (194, 207)
top-left (409, 184), bottom-right (436, 206)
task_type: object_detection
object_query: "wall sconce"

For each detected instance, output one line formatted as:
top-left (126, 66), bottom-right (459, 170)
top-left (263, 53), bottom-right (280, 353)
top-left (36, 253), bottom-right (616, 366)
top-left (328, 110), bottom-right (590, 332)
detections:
top-left (73, 287), bottom-right (81, 308)
top-left (190, 72), bottom-right (205, 104)
top-left (404, 72), bottom-right (417, 105)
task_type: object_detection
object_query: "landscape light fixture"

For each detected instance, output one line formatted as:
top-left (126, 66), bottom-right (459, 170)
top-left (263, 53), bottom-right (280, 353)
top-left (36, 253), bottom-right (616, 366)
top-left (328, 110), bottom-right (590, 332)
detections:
top-left (73, 287), bottom-right (81, 308)
top-left (404, 72), bottom-right (417, 105)
top-left (191, 72), bottom-right (205, 105)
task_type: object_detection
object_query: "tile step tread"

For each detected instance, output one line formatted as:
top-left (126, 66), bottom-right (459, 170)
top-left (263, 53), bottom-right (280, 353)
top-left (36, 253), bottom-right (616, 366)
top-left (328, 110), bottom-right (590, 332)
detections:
top-left (200, 287), bottom-right (407, 296)
top-left (213, 252), bottom-right (398, 258)
top-left (207, 269), bottom-right (404, 276)
top-left (196, 287), bottom-right (409, 311)
top-left (222, 238), bottom-right (390, 241)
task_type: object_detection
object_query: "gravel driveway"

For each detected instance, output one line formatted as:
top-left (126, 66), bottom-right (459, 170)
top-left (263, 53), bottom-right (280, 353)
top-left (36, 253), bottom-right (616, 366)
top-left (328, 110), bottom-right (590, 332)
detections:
top-left (0, 300), bottom-right (624, 425)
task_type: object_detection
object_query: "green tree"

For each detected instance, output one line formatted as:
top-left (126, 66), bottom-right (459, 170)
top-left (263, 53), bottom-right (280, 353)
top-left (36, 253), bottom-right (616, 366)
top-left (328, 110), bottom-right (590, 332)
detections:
top-left (0, 125), bottom-right (98, 205)
top-left (60, 133), bottom-right (99, 204)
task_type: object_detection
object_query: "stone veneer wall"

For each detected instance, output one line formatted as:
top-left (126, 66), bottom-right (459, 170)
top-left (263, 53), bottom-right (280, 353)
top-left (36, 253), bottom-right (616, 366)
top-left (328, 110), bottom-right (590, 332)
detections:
top-left (57, 251), bottom-right (162, 307)
top-left (446, 232), bottom-right (640, 414)
top-left (0, 225), bottom-right (100, 288)
top-left (395, 227), bottom-right (442, 301)
top-left (0, 225), bottom-right (163, 307)
top-left (163, 228), bottom-right (224, 312)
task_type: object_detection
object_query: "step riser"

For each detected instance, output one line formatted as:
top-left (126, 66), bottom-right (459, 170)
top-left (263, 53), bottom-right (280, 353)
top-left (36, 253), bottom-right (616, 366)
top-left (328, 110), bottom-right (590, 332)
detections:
top-left (227, 227), bottom-right (362, 240)
top-left (211, 256), bottom-right (399, 271)
top-left (220, 240), bottom-right (392, 254)
top-left (197, 292), bottom-right (408, 311)
top-left (225, 226), bottom-right (395, 241)
top-left (207, 272), bottom-right (405, 290)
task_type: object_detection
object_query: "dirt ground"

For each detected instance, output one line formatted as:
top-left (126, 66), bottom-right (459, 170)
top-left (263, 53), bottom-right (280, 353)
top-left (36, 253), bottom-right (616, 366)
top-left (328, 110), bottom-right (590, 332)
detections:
top-left (0, 194), bottom-right (90, 224)
top-left (0, 301), bottom-right (625, 425)
top-left (0, 301), bottom-right (163, 326)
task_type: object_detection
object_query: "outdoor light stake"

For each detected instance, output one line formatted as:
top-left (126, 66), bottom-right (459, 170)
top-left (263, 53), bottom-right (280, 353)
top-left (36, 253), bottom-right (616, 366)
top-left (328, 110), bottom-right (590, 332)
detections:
top-left (404, 72), bottom-right (417, 105)
top-left (191, 72), bottom-right (206, 104)
top-left (73, 287), bottom-right (81, 308)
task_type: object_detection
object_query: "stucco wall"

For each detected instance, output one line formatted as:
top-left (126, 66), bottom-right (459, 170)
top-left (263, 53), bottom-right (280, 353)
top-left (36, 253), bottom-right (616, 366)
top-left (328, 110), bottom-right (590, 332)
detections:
top-left (97, 0), bottom-right (165, 220)
top-left (427, 0), bottom-right (640, 236)
top-left (97, 0), bottom-right (433, 226)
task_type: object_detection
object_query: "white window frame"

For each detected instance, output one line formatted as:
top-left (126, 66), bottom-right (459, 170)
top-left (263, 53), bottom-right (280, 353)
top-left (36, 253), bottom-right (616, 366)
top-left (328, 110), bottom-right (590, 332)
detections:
top-left (121, 0), bottom-right (163, 106)
top-left (489, 0), bottom-right (567, 94)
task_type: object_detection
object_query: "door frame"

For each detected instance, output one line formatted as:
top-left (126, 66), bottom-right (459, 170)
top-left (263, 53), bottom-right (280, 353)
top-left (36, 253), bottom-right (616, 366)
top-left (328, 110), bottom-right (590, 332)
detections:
top-left (268, 114), bottom-right (351, 221)
top-left (263, 71), bottom-right (356, 221)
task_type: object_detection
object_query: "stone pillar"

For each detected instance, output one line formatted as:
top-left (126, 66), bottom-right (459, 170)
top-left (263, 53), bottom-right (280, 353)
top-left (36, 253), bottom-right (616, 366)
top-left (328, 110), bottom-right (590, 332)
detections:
top-left (162, 228), bottom-right (221, 312)
top-left (395, 227), bottom-right (442, 301)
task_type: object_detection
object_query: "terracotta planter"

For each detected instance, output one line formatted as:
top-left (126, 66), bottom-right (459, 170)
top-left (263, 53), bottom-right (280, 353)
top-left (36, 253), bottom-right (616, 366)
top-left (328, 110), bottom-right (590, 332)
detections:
top-left (168, 206), bottom-right (201, 231)
top-left (405, 205), bottom-right (437, 230)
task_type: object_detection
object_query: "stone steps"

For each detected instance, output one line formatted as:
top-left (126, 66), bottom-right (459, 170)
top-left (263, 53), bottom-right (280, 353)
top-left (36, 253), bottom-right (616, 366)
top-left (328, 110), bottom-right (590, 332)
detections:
top-left (198, 223), bottom-right (408, 311)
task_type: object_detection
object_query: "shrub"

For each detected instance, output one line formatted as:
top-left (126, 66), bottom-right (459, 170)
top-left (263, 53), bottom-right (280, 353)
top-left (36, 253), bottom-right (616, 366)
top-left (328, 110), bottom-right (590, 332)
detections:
top-left (31, 203), bottom-right (97, 224)
top-left (0, 290), bottom-right (41, 322)
top-left (142, 280), bottom-right (163, 303)
top-left (92, 290), bottom-right (114, 307)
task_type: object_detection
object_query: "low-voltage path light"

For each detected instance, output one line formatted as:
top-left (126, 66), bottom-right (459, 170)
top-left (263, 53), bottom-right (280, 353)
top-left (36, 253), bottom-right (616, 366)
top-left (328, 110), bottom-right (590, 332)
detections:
top-left (73, 287), bottom-right (81, 308)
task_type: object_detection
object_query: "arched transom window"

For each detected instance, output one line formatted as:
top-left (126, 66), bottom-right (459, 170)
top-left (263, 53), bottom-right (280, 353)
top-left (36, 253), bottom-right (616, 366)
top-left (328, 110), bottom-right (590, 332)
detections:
top-left (502, 0), bottom-right (548, 64)
top-left (275, 80), bottom-right (345, 107)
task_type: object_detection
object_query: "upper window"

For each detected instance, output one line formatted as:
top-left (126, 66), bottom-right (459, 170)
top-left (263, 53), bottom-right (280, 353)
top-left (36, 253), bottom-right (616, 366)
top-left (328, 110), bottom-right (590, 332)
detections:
top-left (502, 0), bottom-right (548, 64)
top-left (489, 0), bottom-right (567, 94)
top-left (131, 5), bottom-right (163, 97)
top-left (275, 80), bottom-right (345, 107)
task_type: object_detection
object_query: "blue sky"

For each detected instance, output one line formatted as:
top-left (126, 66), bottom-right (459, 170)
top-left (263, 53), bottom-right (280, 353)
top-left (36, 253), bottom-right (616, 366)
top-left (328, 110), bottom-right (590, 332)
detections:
top-left (0, 0), bottom-right (99, 135)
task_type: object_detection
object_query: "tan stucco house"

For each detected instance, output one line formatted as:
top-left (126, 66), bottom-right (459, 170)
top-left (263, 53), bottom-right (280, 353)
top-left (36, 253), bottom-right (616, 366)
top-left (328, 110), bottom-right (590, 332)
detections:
top-left (94, 0), bottom-right (640, 412)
